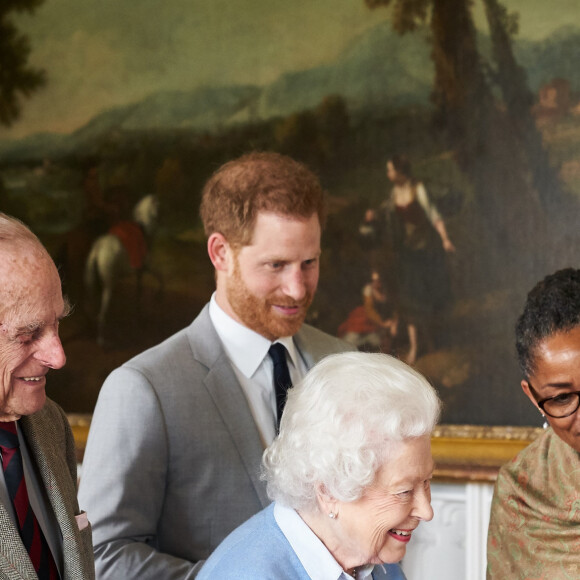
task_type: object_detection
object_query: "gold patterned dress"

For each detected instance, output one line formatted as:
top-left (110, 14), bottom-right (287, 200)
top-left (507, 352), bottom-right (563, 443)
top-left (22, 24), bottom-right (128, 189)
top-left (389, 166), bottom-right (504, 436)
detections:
top-left (487, 428), bottom-right (580, 579)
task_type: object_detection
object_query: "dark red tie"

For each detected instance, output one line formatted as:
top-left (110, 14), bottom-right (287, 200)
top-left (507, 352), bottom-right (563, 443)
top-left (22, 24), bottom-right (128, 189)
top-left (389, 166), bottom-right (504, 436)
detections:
top-left (0, 421), bottom-right (59, 579)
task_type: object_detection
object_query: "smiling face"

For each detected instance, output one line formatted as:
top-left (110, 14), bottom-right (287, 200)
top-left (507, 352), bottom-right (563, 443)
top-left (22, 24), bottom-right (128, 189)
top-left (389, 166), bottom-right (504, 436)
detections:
top-left (522, 326), bottom-right (580, 453)
top-left (217, 211), bottom-right (321, 340)
top-left (327, 436), bottom-right (434, 570)
top-left (0, 244), bottom-right (67, 421)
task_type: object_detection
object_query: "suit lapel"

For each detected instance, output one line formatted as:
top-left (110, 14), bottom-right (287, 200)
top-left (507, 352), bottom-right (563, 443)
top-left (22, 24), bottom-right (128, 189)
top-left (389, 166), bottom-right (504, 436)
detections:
top-left (294, 325), bottom-right (324, 369)
top-left (21, 409), bottom-right (82, 579)
top-left (0, 501), bottom-right (37, 578)
top-left (205, 359), bottom-right (269, 507)
top-left (188, 307), bottom-right (270, 507)
top-left (0, 410), bottom-right (66, 579)
top-left (21, 410), bottom-right (71, 520)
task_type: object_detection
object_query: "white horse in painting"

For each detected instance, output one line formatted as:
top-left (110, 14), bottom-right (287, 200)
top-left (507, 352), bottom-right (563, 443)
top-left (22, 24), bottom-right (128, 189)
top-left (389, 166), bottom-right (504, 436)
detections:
top-left (85, 194), bottom-right (162, 346)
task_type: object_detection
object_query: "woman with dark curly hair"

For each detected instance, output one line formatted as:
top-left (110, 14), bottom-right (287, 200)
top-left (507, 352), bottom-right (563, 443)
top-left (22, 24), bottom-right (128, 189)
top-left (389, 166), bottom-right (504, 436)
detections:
top-left (487, 268), bottom-right (580, 579)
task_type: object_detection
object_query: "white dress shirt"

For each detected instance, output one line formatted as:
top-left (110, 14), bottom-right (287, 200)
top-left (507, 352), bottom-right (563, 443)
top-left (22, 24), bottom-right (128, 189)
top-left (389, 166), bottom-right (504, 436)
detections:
top-left (209, 293), bottom-right (308, 446)
top-left (274, 503), bottom-right (375, 580)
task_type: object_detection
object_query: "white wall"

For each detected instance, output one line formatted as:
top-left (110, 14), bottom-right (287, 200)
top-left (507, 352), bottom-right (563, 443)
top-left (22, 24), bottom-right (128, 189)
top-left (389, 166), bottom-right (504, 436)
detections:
top-left (401, 482), bottom-right (495, 580)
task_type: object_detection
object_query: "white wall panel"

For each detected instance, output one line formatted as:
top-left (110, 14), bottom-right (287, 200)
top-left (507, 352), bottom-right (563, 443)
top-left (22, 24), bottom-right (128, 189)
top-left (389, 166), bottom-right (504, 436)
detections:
top-left (400, 482), bottom-right (494, 580)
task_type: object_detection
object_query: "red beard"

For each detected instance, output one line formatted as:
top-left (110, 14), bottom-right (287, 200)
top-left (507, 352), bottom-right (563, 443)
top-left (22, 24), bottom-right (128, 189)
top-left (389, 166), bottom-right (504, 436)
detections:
top-left (225, 262), bottom-right (313, 340)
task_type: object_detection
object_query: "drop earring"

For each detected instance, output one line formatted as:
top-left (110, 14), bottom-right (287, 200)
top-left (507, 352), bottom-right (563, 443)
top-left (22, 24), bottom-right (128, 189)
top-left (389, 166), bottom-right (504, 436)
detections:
top-left (541, 413), bottom-right (548, 429)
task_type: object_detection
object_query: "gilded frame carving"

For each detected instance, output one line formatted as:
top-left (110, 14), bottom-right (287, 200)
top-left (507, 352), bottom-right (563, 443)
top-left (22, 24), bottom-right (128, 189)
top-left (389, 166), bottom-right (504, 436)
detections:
top-left (430, 424), bottom-right (543, 482)
top-left (68, 414), bottom-right (542, 482)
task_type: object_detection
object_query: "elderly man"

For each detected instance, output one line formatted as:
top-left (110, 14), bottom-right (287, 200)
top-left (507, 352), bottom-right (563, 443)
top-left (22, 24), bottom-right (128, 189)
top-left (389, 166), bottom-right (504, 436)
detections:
top-left (0, 213), bottom-right (94, 579)
top-left (79, 152), bottom-right (357, 578)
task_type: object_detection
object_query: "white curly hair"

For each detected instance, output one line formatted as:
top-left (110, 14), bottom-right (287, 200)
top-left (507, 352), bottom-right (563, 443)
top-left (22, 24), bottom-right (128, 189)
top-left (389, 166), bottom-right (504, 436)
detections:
top-left (262, 351), bottom-right (441, 512)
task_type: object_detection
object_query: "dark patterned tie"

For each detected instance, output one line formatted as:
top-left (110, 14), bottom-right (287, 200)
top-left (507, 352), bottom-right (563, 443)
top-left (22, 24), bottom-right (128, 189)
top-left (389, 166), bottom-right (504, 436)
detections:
top-left (0, 421), bottom-right (59, 579)
top-left (268, 343), bottom-right (293, 429)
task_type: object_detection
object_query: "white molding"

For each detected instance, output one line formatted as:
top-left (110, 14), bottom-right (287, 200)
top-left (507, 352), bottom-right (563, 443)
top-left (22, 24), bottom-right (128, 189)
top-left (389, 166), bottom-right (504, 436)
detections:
top-left (401, 481), bottom-right (494, 580)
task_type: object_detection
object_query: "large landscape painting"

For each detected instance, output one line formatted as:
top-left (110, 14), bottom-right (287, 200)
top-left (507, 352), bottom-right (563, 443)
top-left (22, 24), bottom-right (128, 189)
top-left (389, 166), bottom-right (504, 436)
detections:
top-left (1, 0), bottom-right (580, 428)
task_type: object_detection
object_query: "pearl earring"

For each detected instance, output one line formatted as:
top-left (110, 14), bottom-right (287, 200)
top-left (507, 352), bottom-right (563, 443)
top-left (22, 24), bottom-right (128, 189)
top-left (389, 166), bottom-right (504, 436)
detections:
top-left (328, 512), bottom-right (336, 519)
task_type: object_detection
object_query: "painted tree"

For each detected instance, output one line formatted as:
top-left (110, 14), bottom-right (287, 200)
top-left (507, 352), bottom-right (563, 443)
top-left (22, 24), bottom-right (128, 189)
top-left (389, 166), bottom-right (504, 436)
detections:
top-left (0, 0), bottom-right (46, 127)
top-left (364, 0), bottom-right (550, 271)
top-left (482, 0), bottom-right (564, 212)
top-left (274, 96), bottom-right (350, 166)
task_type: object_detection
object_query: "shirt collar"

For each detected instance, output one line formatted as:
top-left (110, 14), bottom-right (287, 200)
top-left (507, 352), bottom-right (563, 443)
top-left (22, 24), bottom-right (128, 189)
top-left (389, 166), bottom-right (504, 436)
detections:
top-left (274, 503), bottom-right (346, 580)
top-left (355, 565), bottom-right (376, 579)
top-left (274, 503), bottom-right (378, 580)
top-left (209, 294), bottom-right (300, 377)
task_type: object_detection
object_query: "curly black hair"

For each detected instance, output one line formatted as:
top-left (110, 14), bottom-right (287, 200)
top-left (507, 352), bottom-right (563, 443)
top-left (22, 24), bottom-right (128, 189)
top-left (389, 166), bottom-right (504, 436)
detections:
top-left (515, 268), bottom-right (580, 379)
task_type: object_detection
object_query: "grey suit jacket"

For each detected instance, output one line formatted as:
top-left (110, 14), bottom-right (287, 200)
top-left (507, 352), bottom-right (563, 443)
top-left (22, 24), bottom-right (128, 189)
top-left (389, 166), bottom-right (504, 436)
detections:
top-left (0, 399), bottom-right (95, 580)
top-left (78, 304), bottom-right (355, 579)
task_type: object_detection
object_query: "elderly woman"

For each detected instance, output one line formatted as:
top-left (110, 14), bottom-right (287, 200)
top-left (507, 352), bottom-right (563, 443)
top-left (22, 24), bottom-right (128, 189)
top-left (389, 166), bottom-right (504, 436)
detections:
top-left (198, 351), bottom-right (441, 579)
top-left (487, 268), bottom-right (580, 579)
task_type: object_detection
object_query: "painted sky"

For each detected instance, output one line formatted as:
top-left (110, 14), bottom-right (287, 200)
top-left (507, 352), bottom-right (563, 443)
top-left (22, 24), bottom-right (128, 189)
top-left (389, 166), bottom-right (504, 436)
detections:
top-left (4, 0), bottom-right (580, 139)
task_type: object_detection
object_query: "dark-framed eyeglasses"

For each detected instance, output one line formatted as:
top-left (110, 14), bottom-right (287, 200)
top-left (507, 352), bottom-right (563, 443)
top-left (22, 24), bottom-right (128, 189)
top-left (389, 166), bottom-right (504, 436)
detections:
top-left (527, 382), bottom-right (580, 419)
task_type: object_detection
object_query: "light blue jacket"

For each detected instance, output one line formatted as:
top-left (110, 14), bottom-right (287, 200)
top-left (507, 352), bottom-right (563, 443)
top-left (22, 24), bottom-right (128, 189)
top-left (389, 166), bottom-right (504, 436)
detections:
top-left (198, 504), bottom-right (406, 579)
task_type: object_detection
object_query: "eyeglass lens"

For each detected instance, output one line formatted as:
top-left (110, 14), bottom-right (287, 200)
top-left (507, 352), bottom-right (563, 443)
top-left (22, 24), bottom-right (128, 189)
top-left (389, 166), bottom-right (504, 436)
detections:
top-left (541, 392), bottom-right (580, 418)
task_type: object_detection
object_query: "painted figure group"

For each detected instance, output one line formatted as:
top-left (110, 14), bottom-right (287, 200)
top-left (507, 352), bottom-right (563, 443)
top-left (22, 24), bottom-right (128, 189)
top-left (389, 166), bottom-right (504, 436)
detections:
top-left (0, 151), bottom-right (577, 579)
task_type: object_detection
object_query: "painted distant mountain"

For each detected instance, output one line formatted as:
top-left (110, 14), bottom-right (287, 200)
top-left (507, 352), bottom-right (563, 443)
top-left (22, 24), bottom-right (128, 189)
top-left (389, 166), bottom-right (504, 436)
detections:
top-left (0, 86), bottom-right (263, 162)
top-left (2, 21), bottom-right (580, 163)
top-left (120, 85), bottom-right (262, 130)
top-left (515, 25), bottom-right (580, 90)
top-left (254, 23), bottom-right (433, 119)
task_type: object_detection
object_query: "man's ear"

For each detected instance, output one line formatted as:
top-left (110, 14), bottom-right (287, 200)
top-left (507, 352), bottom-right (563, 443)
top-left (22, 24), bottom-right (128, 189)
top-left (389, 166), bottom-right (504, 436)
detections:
top-left (521, 380), bottom-right (541, 413)
top-left (207, 233), bottom-right (231, 272)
